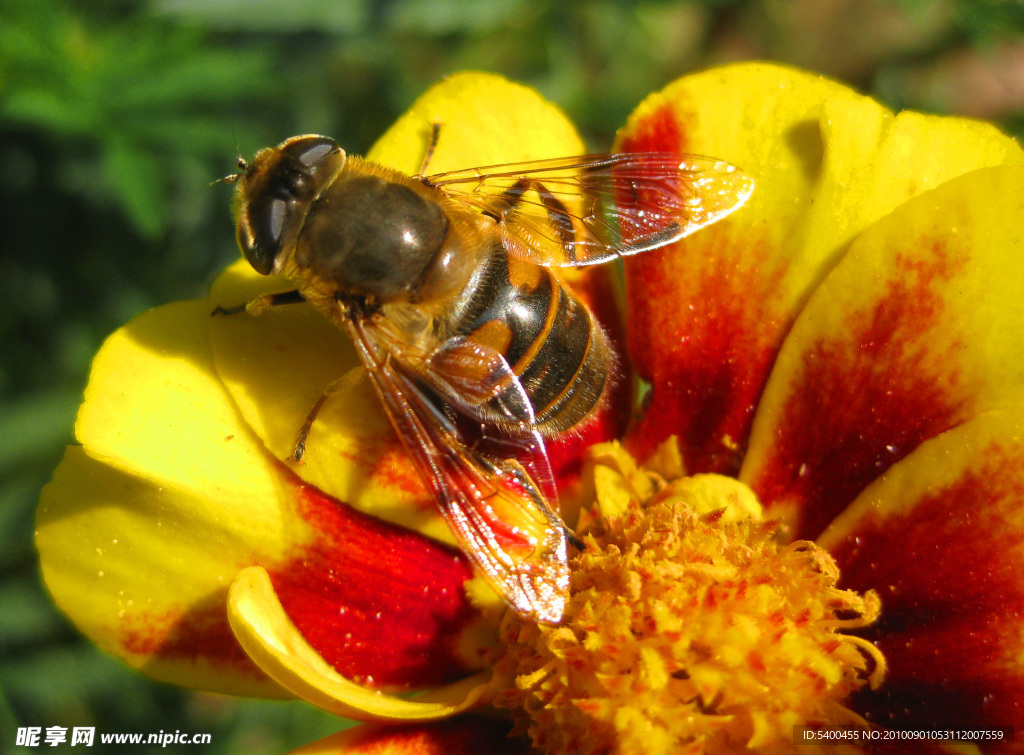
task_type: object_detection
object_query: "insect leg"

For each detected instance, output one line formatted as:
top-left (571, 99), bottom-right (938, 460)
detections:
top-left (210, 289), bottom-right (306, 317)
top-left (415, 123), bottom-right (443, 177)
top-left (291, 369), bottom-right (363, 463)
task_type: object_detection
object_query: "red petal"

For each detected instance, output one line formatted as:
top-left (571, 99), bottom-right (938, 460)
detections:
top-left (747, 244), bottom-right (968, 539)
top-left (616, 64), bottom-right (1023, 486)
top-left (617, 99), bottom-right (795, 476)
top-left (269, 476), bottom-right (483, 690)
top-left (743, 168), bottom-right (1024, 540)
top-left (624, 222), bottom-right (782, 476)
top-left (819, 413), bottom-right (1024, 731)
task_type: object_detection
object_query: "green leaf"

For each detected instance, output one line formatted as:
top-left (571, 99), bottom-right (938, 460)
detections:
top-left (102, 137), bottom-right (166, 239)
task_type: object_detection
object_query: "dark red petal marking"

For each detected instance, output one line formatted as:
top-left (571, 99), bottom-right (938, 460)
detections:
top-left (830, 445), bottom-right (1024, 732)
top-left (341, 716), bottom-right (528, 754)
top-left (749, 244), bottom-right (969, 540)
top-left (625, 235), bottom-right (785, 476)
top-left (268, 475), bottom-right (480, 691)
top-left (618, 101), bottom-right (687, 158)
top-left (330, 431), bottom-right (435, 512)
top-left (619, 102), bottom-right (786, 476)
top-left (120, 596), bottom-right (264, 680)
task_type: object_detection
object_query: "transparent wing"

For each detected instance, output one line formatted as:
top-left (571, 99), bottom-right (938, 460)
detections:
top-left (426, 153), bottom-right (754, 267)
top-left (344, 315), bottom-right (571, 625)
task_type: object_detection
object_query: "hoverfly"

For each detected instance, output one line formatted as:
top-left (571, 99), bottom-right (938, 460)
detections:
top-left (220, 129), bottom-right (753, 625)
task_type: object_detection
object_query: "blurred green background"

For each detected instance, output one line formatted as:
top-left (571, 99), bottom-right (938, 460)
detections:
top-left (2, 0), bottom-right (1022, 751)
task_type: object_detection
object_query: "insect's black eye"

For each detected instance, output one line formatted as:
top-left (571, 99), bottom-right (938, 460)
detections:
top-left (238, 194), bottom-right (287, 275)
top-left (271, 165), bottom-right (315, 201)
top-left (285, 136), bottom-right (339, 169)
top-left (269, 135), bottom-right (343, 201)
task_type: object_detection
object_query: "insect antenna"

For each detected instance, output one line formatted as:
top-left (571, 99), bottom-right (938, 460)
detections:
top-left (193, 129), bottom-right (250, 198)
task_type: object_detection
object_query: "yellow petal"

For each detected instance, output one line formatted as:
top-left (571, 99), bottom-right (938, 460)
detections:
top-left (39, 301), bottom-right (489, 695)
top-left (742, 167), bottom-right (1024, 538)
top-left (207, 71), bottom-right (587, 540)
top-left (816, 408), bottom-right (1024, 732)
top-left (618, 62), bottom-right (1024, 476)
top-left (228, 566), bottom-right (501, 721)
top-left (38, 301), bottom-right (291, 697)
top-left (369, 71), bottom-right (585, 173)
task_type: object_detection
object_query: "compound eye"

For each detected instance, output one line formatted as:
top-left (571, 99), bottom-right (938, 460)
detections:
top-left (286, 136), bottom-right (340, 169)
top-left (239, 193), bottom-right (287, 275)
top-left (271, 165), bottom-right (315, 201)
top-left (270, 136), bottom-right (342, 201)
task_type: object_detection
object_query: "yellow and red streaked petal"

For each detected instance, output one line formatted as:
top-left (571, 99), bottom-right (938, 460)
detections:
top-left (38, 446), bottom-right (284, 698)
top-left (206, 71), bottom-right (605, 540)
top-left (816, 410), bottom-right (1024, 731)
top-left (263, 481), bottom-right (489, 690)
top-left (39, 301), bottom-right (290, 696)
top-left (616, 62), bottom-right (1024, 476)
top-left (38, 301), bottom-right (488, 695)
top-left (288, 717), bottom-right (528, 755)
top-left (742, 167), bottom-right (1024, 539)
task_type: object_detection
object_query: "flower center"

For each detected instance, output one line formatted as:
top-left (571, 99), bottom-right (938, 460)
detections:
top-left (493, 441), bottom-right (885, 755)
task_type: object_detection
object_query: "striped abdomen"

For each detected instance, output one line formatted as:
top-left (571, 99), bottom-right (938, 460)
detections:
top-left (452, 248), bottom-right (612, 435)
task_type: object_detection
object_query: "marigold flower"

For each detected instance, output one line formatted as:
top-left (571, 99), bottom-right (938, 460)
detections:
top-left (38, 63), bottom-right (1024, 753)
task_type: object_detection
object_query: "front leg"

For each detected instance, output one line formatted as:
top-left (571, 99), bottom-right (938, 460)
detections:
top-left (211, 289), bottom-right (306, 317)
top-left (291, 370), bottom-right (364, 462)
top-left (211, 288), bottom-right (360, 463)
